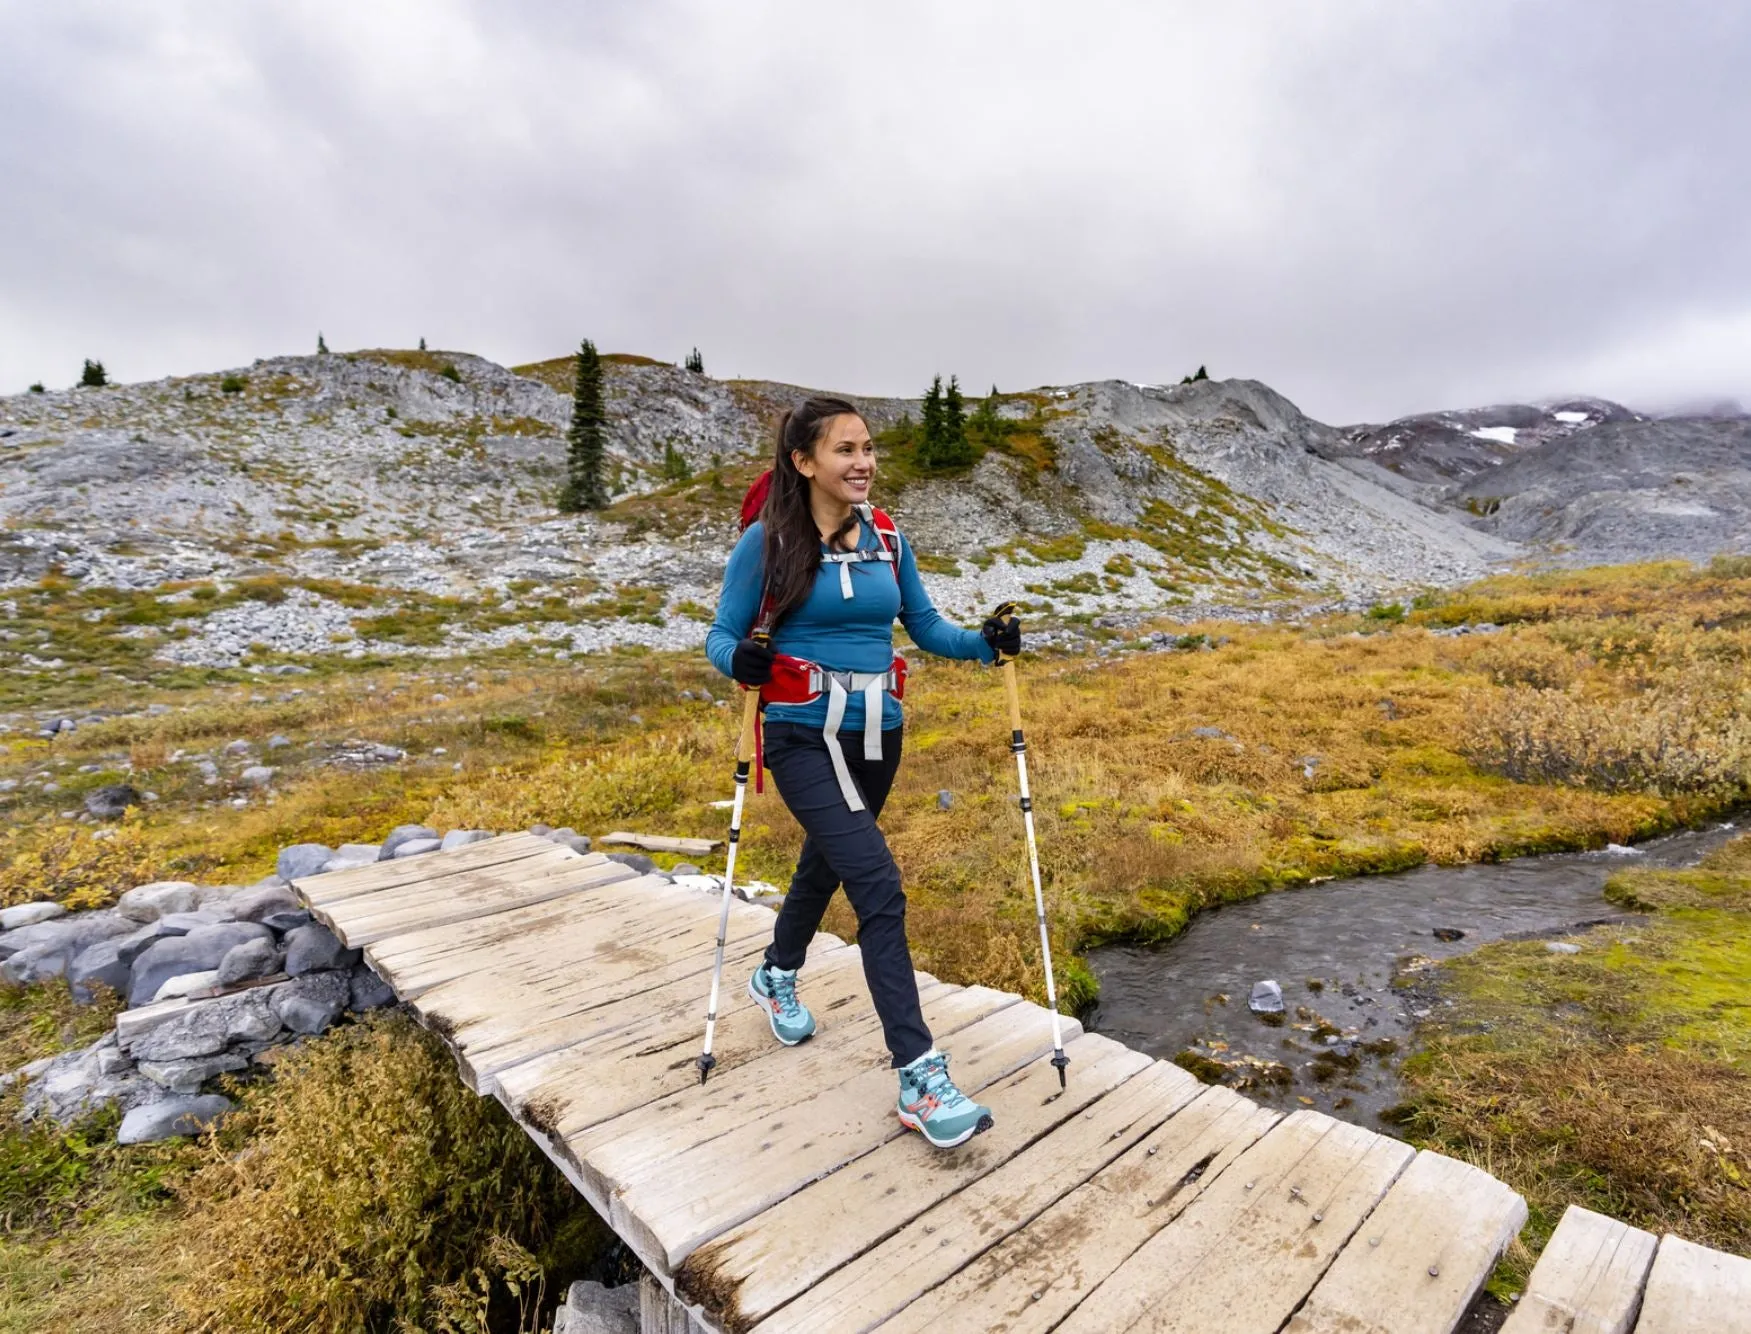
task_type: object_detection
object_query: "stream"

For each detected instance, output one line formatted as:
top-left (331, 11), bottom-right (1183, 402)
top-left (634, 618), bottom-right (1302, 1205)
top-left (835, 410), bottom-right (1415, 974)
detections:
top-left (1085, 820), bottom-right (1742, 1132)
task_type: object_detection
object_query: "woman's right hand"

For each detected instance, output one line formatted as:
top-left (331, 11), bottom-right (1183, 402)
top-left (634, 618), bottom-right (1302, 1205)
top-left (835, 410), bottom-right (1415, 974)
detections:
top-left (730, 636), bottom-right (776, 686)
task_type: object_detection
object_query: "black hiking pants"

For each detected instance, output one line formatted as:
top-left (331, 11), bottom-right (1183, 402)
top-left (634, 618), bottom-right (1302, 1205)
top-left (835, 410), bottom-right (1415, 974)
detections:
top-left (761, 720), bottom-right (932, 1068)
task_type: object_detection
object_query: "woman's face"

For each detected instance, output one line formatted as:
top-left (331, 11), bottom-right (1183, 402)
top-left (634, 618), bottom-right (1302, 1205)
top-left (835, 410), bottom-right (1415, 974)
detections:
top-left (794, 413), bottom-right (875, 509)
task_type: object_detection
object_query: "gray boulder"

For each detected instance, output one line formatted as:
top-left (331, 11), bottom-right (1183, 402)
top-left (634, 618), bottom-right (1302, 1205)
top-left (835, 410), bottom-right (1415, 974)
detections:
top-left (229, 885), bottom-right (302, 924)
top-left (672, 863), bottom-right (701, 877)
top-left (321, 849), bottom-right (378, 874)
top-left (83, 783), bottom-right (141, 820)
top-left (155, 908), bottom-right (227, 930)
top-left (349, 961), bottom-right (396, 1011)
top-left (69, 935), bottom-right (145, 1003)
top-left (0, 901), bottom-right (65, 931)
top-left (116, 880), bottom-right (203, 922)
top-left (128, 922), bottom-right (274, 1005)
top-left (129, 988), bottom-right (283, 1061)
top-left (1248, 979), bottom-right (1285, 1014)
top-left (1, 913), bottom-right (133, 983)
top-left (154, 969), bottom-right (220, 1002)
top-left (284, 923), bottom-right (360, 976)
top-left (117, 1094), bottom-right (232, 1144)
top-left (439, 829), bottom-right (493, 851)
top-left (222, 739), bottom-right (252, 756)
top-left (276, 843), bottom-right (333, 881)
top-left (391, 838), bottom-right (441, 859)
top-left (604, 852), bottom-right (656, 874)
top-left (379, 824), bottom-right (439, 860)
top-left (138, 1051), bottom-right (249, 1094)
top-left (238, 765), bottom-right (276, 788)
top-left (215, 937), bottom-right (282, 986)
top-left (273, 970), bottom-right (350, 1034)
top-left (21, 1037), bottom-right (155, 1124)
top-left (552, 1280), bottom-right (640, 1334)
top-left (261, 908), bottom-right (313, 934)
top-left (333, 842), bottom-right (382, 862)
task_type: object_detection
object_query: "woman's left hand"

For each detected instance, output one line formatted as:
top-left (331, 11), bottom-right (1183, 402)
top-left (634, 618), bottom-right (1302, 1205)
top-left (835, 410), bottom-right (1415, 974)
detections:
top-left (980, 613), bottom-right (1021, 659)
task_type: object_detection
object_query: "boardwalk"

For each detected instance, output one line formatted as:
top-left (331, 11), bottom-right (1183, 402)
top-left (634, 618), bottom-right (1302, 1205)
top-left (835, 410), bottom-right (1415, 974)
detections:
top-left (293, 836), bottom-right (1751, 1333)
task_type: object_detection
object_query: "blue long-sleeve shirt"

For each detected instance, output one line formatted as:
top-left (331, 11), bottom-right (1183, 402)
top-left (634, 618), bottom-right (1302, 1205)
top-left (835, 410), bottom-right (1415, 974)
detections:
top-left (707, 519), bottom-right (993, 731)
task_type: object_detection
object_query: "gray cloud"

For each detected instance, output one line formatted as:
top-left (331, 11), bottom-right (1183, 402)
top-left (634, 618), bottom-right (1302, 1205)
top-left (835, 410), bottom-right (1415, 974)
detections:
top-left (3, 0), bottom-right (1748, 422)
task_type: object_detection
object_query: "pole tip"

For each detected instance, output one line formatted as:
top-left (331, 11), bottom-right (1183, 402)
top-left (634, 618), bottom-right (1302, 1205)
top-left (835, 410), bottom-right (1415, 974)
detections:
top-left (697, 1053), bottom-right (716, 1085)
top-left (1052, 1051), bottom-right (1069, 1089)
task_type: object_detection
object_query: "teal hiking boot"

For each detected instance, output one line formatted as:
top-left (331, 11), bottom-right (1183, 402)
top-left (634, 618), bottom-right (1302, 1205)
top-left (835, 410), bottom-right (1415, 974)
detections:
top-left (748, 962), bottom-right (816, 1045)
top-left (896, 1049), bottom-right (994, 1149)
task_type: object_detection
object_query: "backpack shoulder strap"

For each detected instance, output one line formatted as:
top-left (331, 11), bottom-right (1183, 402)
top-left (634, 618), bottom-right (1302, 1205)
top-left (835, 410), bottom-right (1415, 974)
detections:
top-left (866, 506), bottom-right (902, 583)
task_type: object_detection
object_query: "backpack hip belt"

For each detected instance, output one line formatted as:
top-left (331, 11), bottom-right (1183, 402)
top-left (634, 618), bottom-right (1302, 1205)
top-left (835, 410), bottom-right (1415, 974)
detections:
top-left (761, 654), bottom-right (908, 812)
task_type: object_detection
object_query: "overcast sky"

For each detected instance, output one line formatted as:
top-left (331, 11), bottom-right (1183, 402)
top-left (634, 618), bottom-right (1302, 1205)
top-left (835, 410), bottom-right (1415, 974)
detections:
top-left (3, 1), bottom-right (1748, 423)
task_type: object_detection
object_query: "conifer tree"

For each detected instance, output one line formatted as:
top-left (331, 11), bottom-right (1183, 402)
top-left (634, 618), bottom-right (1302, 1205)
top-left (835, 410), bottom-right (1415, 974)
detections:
top-left (79, 359), bottom-right (107, 388)
top-left (918, 375), bottom-right (946, 467)
top-left (685, 347), bottom-right (704, 374)
top-left (941, 375), bottom-right (971, 466)
top-left (317, 332), bottom-right (329, 355)
top-left (418, 337), bottom-right (427, 351)
top-left (559, 339), bottom-right (607, 512)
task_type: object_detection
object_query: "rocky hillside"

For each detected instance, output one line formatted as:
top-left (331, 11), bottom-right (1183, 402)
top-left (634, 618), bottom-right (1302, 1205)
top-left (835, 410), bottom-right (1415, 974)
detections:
top-left (0, 346), bottom-right (1741, 676)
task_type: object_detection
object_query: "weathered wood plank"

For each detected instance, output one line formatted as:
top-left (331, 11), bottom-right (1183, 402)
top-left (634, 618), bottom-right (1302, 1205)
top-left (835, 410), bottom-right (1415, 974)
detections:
top-left (613, 998), bottom-right (1077, 1274)
top-left (680, 1033), bottom-right (1149, 1332)
top-left (1055, 1110), bottom-right (1413, 1334)
top-left (604, 831), bottom-right (722, 856)
top-left (1500, 1205), bottom-right (1657, 1334)
top-left (362, 873), bottom-right (710, 972)
top-left (294, 833), bottom-right (559, 906)
top-left (327, 858), bottom-right (639, 947)
top-left (574, 982), bottom-right (994, 1211)
top-left (444, 930), bottom-right (847, 1093)
top-left (1283, 1149), bottom-right (1527, 1334)
top-left (310, 848), bottom-right (586, 936)
top-left (365, 876), bottom-right (740, 996)
top-left (1634, 1234), bottom-right (1751, 1334)
top-left (487, 943), bottom-right (872, 1125)
top-left (788, 1075), bottom-right (1260, 1334)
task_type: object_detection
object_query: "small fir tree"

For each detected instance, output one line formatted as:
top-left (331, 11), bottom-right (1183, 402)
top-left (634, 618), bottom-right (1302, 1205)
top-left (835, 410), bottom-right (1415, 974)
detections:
top-left (918, 375), bottom-right (946, 467)
top-left (317, 332), bottom-right (329, 355)
top-left (79, 359), bottom-right (107, 388)
top-left (685, 347), bottom-right (704, 374)
top-left (940, 375), bottom-right (971, 466)
top-left (662, 440), bottom-right (692, 481)
top-left (969, 386), bottom-right (1002, 444)
top-left (559, 339), bottom-right (607, 512)
top-left (418, 337), bottom-right (427, 351)
top-left (28, 382), bottom-right (44, 393)
top-left (1179, 364), bottom-right (1209, 384)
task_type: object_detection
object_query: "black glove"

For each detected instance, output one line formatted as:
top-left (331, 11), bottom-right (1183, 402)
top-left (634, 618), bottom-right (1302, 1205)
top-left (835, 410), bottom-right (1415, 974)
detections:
top-left (981, 614), bottom-right (1021, 660)
top-left (730, 636), bottom-right (775, 686)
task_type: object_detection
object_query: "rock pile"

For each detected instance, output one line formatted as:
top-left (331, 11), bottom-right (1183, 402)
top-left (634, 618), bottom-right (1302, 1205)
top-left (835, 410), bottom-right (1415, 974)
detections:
top-left (0, 821), bottom-right (720, 1143)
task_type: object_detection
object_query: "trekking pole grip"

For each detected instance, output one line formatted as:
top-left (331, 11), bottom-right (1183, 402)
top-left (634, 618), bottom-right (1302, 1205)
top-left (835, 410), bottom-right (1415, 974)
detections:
top-left (735, 686), bottom-right (760, 764)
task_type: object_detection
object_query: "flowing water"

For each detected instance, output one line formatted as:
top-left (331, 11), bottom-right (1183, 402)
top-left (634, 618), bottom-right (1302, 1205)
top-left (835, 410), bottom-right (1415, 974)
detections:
top-left (1085, 820), bottom-right (1742, 1132)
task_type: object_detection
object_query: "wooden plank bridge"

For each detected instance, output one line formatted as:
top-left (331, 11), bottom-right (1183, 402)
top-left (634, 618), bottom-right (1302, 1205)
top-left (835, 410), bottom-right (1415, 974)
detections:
top-left (291, 836), bottom-right (1751, 1333)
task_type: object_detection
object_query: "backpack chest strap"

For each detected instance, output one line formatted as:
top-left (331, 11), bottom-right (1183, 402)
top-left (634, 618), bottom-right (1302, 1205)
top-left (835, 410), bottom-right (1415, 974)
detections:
top-left (820, 547), bottom-right (895, 599)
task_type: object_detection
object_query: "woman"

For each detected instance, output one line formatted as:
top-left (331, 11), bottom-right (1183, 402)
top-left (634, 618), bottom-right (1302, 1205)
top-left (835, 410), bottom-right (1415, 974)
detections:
top-left (706, 395), bottom-right (1021, 1149)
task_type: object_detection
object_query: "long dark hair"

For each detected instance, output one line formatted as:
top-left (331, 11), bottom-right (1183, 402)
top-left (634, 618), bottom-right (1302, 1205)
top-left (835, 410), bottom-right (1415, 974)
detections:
top-left (758, 395), bottom-right (863, 629)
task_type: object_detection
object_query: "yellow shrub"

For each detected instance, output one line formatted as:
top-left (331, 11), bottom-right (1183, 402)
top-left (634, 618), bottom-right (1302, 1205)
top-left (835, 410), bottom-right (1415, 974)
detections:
top-left (0, 819), bottom-right (167, 911)
top-left (173, 1013), bottom-right (588, 1334)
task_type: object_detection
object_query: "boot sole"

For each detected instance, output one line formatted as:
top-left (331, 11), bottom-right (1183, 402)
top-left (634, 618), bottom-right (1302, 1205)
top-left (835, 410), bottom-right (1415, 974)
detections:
top-left (896, 1107), bottom-right (996, 1149)
top-left (747, 978), bottom-right (814, 1046)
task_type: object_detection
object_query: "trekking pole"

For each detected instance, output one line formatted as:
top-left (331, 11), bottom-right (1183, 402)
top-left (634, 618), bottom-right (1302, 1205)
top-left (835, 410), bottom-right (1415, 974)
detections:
top-left (991, 601), bottom-right (1070, 1089)
top-left (697, 644), bottom-right (765, 1086)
